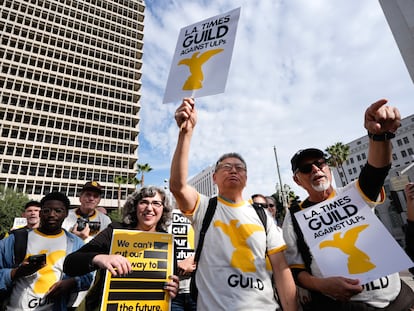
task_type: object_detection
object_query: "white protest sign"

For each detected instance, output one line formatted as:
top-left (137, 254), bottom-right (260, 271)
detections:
top-left (296, 187), bottom-right (413, 284)
top-left (12, 217), bottom-right (27, 230)
top-left (163, 7), bottom-right (241, 104)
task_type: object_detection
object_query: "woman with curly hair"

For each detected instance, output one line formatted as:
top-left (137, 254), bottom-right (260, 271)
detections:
top-left (63, 186), bottom-right (179, 311)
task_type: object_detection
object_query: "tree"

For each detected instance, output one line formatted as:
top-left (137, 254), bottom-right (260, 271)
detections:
top-left (129, 176), bottom-right (141, 189)
top-left (325, 142), bottom-right (350, 186)
top-left (136, 163), bottom-right (153, 186)
top-left (0, 186), bottom-right (30, 238)
top-left (114, 175), bottom-right (127, 210)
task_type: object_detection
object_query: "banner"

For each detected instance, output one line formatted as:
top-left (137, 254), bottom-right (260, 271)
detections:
top-left (163, 7), bottom-right (241, 103)
top-left (100, 229), bottom-right (174, 311)
top-left (295, 187), bottom-right (413, 284)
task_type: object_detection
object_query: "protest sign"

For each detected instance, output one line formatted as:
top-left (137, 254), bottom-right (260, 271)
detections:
top-left (100, 229), bottom-right (174, 311)
top-left (296, 187), bottom-right (413, 284)
top-left (169, 209), bottom-right (195, 260)
top-left (163, 7), bottom-right (240, 103)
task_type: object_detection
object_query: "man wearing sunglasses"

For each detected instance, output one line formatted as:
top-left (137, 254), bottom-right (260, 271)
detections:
top-left (282, 99), bottom-right (414, 310)
top-left (170, 98), bottom-right (297, 311)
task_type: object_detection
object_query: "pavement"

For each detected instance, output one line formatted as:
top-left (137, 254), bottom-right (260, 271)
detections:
top-left (400, 270), bottom-right (414, 290)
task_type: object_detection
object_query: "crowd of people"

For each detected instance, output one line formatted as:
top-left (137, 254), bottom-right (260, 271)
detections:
top-left (0, 97), bottom-right (413, 311)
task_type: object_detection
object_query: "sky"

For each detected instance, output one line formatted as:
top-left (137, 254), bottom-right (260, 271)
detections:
top-left (137, 0), bottom-right (414, 200)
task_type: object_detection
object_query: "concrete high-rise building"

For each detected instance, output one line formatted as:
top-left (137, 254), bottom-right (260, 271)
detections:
top-left (331, 113), bottom-right (414, 245)
top-left (188, 164), bottom-right (217, 197)
top-left (0, 0), bottom-right (145, 209)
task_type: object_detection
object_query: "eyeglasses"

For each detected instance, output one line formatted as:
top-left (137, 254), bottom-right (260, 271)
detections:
top-left (138, 200), bottom-right (163, 208)
top-left (296, 159), bottom-right (327, 174)
top-left (253, 202), bottom-right (268, 209)
top-left (216, 163), bottom-right (247, 172)
top-left (268, 204), bottom-right (275, 208)
top-left (41, 208), bottom-right (66, 215)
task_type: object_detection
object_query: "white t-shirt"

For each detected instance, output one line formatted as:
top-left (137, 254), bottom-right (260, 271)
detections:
top-left (7, 230), bottom-right (68, 311)
top-left (282, 181), bottom-right (400, 308)
top-left (187, 195), bottom-right (286, 311)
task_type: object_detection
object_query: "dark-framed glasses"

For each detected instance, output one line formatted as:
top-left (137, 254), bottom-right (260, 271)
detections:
top-left (216, 163), bottom-right (246, 172)
top-left (138, 200), bottom-right (163, 208)
top-left (297, 159), bottom-right (327, 174)
top-left (253, 202), bottom-right (268, 209)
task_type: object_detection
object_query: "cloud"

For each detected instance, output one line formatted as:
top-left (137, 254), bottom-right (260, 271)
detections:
top-left (139, 0), bottom-right (414, 199)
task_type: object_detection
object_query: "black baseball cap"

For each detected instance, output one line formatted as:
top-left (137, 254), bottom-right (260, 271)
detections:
top-left (291, 148), bottom-right (325, 173)
top-left (81, 181), bottom-right (102, 195)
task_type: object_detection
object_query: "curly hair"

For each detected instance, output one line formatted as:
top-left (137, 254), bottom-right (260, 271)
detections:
top-left (121, 186), bottom-right (172, 232)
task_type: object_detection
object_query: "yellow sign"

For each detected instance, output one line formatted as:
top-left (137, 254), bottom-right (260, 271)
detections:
top-left (100, 229), bottom-right (174, 311)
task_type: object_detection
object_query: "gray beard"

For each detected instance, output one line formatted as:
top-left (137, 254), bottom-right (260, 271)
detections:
top-left (312, 179), bottom-right (331, 192)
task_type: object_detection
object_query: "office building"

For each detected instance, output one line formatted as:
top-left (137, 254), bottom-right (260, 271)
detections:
top-left (0, 0), bottom-right (145, 209)
top-left (188, 164), bottom-right (217, 197)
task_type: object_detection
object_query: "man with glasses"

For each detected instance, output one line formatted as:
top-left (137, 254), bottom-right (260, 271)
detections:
top-left (282, 99), bottom-right (414, 310)
top-left (0, 192), bottom-right (92, 310)
top-left (170, 98), bottom-right (297, 311)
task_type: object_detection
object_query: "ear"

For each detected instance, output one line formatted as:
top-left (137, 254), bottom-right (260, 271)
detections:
top-left (293, 174), bottom-right (302, 186)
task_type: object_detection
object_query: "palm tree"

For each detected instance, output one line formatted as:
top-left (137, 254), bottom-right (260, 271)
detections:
top-left (325, 142), bottom-right (350, 186)
top-left (129, 176), bottom-right (141, 190)
top-left (114, 175), bottom-right (127, 210)
top-left (136, 163), bottom-right (153, 186)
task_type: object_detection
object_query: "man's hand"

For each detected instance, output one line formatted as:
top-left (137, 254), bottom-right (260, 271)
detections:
top-left (175, 98), bottom-right (197, 131)
top-left (45, 278), bottom-right (76, 300)
top-left (177, 255), bottom-right (196, 276)
top-left (11, 259), bottom-right (46, 280)
top-left (316, 276), bottom-right (363, 301)
top-left (71, 222), bottom-right (91, 240)
top-left (365, 99), bottom-right (401, 134)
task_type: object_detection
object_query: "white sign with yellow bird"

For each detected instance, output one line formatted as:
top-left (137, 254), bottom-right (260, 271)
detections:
top-left (163, 7), bottom-right (241, 103)
top-left (296, 186), bottom-right (413, 284)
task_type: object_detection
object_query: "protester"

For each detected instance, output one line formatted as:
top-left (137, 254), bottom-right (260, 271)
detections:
top-left (0, 192), bottom-right (92, 310)
top-left (63, 186), bottom-right (179, 311)
top-left (283, 99), bottom-right (414, 310)
top-left (169, 97), bottom-right (297, 310)
top-left (21, 200), bottom-right (42, 229)
top-left (266, 196), bottom-right (280, 226)
top-left (62, 181), bottom-right (111, 242)
top-left (172, 255), bottom-right (197, 311)
top-left (404, 182), bottom-right (414, 274)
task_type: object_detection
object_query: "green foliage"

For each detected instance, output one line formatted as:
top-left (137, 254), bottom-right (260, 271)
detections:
top-left (0, 186), bottom-right (30, 237)
top-left (108, 209), bottom-right (122, 222)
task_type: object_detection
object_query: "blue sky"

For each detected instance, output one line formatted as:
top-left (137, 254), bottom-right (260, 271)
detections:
top-left (138, 0), bottom-right (414, 199)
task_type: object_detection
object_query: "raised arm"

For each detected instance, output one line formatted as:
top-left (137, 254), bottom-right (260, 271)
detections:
top-left (365, 98), bottom-right (401, 168)
top-left (169, 98), bottom-right (199, 213)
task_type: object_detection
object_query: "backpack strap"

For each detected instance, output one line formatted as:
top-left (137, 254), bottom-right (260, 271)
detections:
top-left (252, 203), bottom-right (267, 232)
top-left (290, 201), bottom-right (312, 272)
top-left (194, 197), bottom-right (217, 264)
top-left (10, 227), bottom-right (29, 267)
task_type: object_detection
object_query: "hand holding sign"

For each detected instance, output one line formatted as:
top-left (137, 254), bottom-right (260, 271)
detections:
top-left (175, 97), bottom-right (196, 131)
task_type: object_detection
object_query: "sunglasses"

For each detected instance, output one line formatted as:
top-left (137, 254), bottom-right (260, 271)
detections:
top-left (297, 159), bottom-right (327, 174)
top-left (253, 202), bottom-right (268, 209)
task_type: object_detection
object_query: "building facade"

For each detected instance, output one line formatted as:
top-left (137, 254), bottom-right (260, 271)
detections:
top-left (0, 0), bottom-right (145, 208)
top-left (188, 164), bottom-right (217, 197)
top-left (332, 113), bottom-right (414, 245)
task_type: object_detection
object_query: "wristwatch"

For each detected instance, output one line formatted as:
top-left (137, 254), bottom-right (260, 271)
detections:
top-left (367, 131), bottom-right (396, 141)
